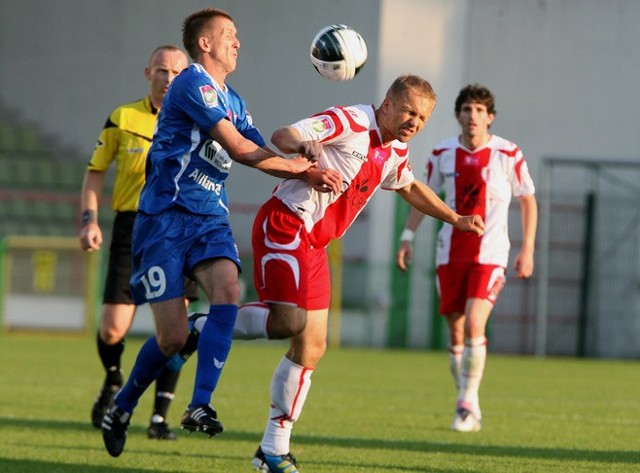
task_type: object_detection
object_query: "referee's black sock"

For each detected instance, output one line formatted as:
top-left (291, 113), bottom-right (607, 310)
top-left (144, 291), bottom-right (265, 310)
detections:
top-left (154, 367), bottom-right (179, 420)
top-left (97, 331), bottom-right (124, 386)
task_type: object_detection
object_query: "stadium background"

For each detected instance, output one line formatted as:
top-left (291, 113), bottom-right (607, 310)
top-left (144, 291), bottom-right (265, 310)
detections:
top-left (0, 0), bottom-right (639, 357)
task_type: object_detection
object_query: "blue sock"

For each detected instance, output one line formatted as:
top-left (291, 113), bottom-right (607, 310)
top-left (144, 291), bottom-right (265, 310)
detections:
top-left (190, 304), bottom-right (238, 407)
top-left (116, 337), bottom-right (170, 413)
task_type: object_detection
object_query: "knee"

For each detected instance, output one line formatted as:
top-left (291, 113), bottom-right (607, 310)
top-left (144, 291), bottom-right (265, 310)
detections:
top-left (100, 306), bottom-right (133, 344)
top-left (209, 279), bottom-right (241, 305)
top-left (222, 280), bottom-right (241, 302)
top-left (307, 337), bottom-right (327, 361)
top-left (449, 329), bottom-right (464, 347)
top-left (289, 334), bottom-right (326, 368)
top-left (156, 331), bottom-right (188, 357)
top-left (465, 319), bottom-right (487, 339)
top-left (445, 314), bottom-right (465, 345)
top-left (100, 325), bottom-right (125, 345)
top-left (267, 308), bottom-right (307, 339)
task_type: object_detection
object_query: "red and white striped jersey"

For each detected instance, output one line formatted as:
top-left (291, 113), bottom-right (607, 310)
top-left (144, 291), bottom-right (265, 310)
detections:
top-left (273, 104), bottom-right (415, 248)
top-left (427, 135), bottom-right (535, 266)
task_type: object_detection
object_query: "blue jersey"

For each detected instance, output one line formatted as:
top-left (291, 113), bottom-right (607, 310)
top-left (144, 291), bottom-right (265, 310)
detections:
top-left (138, 63), bottom-right (266, 216)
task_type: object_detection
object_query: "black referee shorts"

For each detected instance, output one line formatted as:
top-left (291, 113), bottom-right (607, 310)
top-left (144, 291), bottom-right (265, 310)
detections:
top-left (102, 211), bottom-right (199, 304)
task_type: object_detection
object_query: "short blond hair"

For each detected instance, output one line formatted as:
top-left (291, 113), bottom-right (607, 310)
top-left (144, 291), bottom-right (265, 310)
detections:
top-left (387, 74), bottom-right (437, 104)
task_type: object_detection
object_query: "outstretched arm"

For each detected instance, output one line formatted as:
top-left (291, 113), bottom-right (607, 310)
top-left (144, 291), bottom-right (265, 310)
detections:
top-left (210, 118), bottom-right (313, 177)
top-left (395, 179), bottom-right (484, 270)
top-left (210, 120), bottom-right (342, 193)
top-left (396, 179), bottom-right (484, 232)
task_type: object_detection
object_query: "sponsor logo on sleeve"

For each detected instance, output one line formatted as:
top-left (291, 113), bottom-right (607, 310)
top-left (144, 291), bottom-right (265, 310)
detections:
top-left (311, 117), bottom-right (333, 134)
top-left (199, 85), bottom-right (218, 108)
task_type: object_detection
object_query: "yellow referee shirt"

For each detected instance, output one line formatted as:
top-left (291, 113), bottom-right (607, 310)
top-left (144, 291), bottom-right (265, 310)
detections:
top-left (87, 96), bottom-right (157, 212)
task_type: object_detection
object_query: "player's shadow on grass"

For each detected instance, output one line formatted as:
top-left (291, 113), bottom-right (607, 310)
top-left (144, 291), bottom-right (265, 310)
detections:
top-left (0, 415), bottom-right (148, 434)
top-left (219, 429), bottom-right (640, 467)
top-left (2, 416), bottom-right (639, 469)
top-left (0, 458), bottom-right (152, 473)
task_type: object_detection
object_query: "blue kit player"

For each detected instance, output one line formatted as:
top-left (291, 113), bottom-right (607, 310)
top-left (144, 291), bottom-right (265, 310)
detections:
top-left (101, 7), bottom-right (342, 458)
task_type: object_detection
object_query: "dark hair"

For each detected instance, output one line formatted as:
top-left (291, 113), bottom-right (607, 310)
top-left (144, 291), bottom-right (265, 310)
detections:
top-left (455, 84), bottom-right (496, 116)
top-left (182, 8), bottom-right (233, 60)
top-left (386, 74), bottom-right (437, 103)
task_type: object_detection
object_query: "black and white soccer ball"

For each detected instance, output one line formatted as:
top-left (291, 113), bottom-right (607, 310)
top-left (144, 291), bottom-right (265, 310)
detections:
top-left (310, 24), bottom-right (368, 81)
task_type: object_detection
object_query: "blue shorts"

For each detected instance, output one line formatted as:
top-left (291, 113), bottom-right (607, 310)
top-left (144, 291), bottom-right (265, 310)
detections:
top-left (130, 209), bottom-right (242, 304)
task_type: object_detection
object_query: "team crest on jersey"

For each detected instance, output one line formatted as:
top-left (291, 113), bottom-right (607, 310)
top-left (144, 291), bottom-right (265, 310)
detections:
top-left (199, 85), bottom-right (218, 108)
top-left (199, 139), bottom-right (232, 172)
top-left (464, 155), bottom-right (479, 166)
top-left (311, 117), bottom-right (333, 134)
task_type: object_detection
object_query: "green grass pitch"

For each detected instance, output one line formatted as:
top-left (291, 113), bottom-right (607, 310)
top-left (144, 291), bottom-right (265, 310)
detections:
top-left (0, 333), bottom-right (638, 472)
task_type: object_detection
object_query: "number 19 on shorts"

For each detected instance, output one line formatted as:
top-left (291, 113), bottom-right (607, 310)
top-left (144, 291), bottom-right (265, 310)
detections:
top-left (140, 265), bottom-right (167, 299)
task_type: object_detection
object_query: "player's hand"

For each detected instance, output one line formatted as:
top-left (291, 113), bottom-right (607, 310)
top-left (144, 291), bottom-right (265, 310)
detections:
top-left (287, 155), bottom-right (319, 174)
top-left (298, 140), bottom-right (323, 162)
top-left (305, 167), bottom-right (343, 194)
top-left (396, 241), bottom-right (413, 272)
top-left (453, 214), bottom-right (485, 236)
top-left (80, 223), bottom-right (103, 252)
top-left (514, 248), bottom-right (534, 278)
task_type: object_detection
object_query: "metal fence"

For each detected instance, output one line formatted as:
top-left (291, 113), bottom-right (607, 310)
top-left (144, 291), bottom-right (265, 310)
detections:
top-left (522, 157), bottom-right (640, 359)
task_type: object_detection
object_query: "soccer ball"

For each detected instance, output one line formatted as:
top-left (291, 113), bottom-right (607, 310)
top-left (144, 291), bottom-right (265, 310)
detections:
top-left (310, 24), bottom-right (368, 81)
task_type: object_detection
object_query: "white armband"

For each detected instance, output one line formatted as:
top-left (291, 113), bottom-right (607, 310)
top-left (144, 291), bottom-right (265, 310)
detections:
top-left (400, 228), bottom-right (415, 243)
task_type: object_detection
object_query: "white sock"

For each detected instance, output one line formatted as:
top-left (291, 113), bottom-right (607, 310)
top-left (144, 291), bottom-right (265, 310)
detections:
top-left (458, 336), bottom-right (487, 417)
top-left (448, 344), bottom-right (464, 391)
top-left (261, 356), bottom-right (313, 456)
top-left (234, 303), bottom-right (269, 339)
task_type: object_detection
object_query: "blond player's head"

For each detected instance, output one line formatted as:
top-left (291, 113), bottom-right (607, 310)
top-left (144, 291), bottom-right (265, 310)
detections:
top-left (377, 74), bottom-right (437, 144)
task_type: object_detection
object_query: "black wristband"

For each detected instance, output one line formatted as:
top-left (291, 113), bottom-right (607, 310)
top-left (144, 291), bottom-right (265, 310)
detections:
top-left (81, 209), bottom-right (97, 227)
